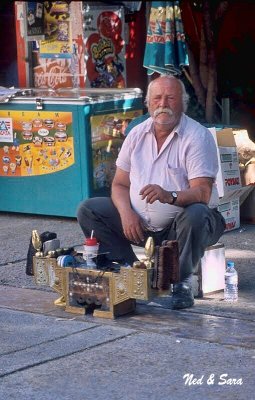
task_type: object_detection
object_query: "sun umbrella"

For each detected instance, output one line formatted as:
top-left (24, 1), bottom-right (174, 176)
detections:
top-left (143, 1), bottom-right (189, 76)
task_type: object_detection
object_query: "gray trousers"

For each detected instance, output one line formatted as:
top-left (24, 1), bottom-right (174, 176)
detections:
top-left (76, 197), bottom-right (226, 281)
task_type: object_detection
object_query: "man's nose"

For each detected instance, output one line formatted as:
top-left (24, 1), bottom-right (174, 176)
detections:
top-left (160, 97), bottom-right (169, 107)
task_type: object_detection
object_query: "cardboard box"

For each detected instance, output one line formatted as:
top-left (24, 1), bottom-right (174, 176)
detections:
top-left (209, 127), bottom-right (252, 232)
top-left (218, 197), bottom-right (240, 232)
top-left (217, 185), bottom-right (254, 232)
top-left (193, 242), bottom-right (225, 298)
top-left (209, 128), bottom-right (242, 197)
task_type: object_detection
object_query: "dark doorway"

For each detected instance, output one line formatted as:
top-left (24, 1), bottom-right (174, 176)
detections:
top-left (0, 2), bottom-right (18, 87)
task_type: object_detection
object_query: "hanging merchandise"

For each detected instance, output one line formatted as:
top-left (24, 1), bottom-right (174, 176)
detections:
top-left (83, 4), bottom-right (126, 88)
top-left (28, 2), bottom-right (85, 90)
top-left (39, 1), bottom-right (72, 59)
top-left (143, 1), bottom-right (189, 76)
top-left (24, 1), bottom-right (45, 41)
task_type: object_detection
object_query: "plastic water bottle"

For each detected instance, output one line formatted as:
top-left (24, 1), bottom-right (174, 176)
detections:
top-left (224, 261), bottom-right (238, 302)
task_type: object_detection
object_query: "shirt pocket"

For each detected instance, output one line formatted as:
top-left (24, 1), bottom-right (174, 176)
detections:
top-left (163, 167), bottom-right (188, 190)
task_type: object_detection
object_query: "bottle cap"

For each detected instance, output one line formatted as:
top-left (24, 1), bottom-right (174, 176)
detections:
top-left (84, 237), bottom-right (98, 246)
top-left (227, 261), bottom-right (235, 268)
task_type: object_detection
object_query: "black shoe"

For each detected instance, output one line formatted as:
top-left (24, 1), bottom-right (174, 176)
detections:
top-left (170, 283), bottom-right (194, 310)
top-left (95, 254), bottom-right (124, 271)
top-left (97, 262), bottom-right (121, 272)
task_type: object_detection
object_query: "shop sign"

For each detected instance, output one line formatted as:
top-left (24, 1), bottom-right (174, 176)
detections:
top-left (33, 59), bottom-right (73, 89)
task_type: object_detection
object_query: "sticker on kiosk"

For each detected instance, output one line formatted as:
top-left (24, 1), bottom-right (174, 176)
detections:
top-left (0, 111), bottom-right (74, 177)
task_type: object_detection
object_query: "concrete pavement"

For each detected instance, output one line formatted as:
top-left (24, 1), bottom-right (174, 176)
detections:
top-left (0, 211), bottom-right (254, 399)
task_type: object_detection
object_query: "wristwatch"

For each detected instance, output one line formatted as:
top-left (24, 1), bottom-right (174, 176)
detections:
top-left (169, 191), bottom-right (178, 205)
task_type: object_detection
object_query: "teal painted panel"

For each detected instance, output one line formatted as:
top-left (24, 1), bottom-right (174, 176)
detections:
top-left (0, 103), bottom-right (87, 217)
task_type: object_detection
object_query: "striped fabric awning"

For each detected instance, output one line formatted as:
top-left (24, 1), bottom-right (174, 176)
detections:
top-left (143, 1), bottom-right (189, 76)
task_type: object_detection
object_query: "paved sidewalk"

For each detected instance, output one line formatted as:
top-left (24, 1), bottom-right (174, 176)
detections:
top-left (0, 212), bottom-right (254, 399)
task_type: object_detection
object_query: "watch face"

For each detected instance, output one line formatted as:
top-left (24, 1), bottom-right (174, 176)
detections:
top-left (171, 191), bottom-right (178, 203)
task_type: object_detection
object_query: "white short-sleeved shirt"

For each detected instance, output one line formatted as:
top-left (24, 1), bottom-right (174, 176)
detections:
top-left (116, 114), bottom-right (219, 231)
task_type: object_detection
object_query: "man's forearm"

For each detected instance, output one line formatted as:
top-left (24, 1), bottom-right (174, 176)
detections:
top-left (169, 185), bottom-right (211, 207)
top-left (111, 184), bottom-right (132, 215)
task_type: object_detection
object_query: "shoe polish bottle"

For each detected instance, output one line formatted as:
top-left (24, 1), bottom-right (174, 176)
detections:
top-left (83, 237), bottom-right (99, 269)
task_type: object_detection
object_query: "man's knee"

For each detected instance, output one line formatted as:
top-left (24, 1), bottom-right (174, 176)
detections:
top-left (77, 197), bottom-right (115, 222)
top-left (77, 199), bottom-right (88, 214)
top-left (175, 203), bottom-right (210, 230)
top-left (77, 198), bottom-right (97, 222)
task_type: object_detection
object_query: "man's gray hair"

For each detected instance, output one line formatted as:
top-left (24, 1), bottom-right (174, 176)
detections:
top-left (145, 74), bottom-right (189, 113)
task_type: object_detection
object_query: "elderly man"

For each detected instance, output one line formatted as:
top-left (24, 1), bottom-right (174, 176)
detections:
top-left (77, 75), bottom-right (226, 309)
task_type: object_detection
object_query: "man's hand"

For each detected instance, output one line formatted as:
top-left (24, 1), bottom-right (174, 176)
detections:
top-left (112, 167), bottom-right (145, 243)
top-left (140, 184), bottom-right (170, 204)
top-left (120, 209), bottom-right (145, 244)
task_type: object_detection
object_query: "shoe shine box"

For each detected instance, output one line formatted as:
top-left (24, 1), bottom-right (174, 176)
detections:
top-left (192, 242), bottom-right (225, 298)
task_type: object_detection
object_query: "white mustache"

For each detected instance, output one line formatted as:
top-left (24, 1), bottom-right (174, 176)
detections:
top-left (153, 108), bottom-right (173, 118)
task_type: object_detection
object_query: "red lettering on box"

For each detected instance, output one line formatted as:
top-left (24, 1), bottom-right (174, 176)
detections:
top-left (224, 177), bottom-right (240, 186)
top-left (225, 221), bottom-right (236, 230)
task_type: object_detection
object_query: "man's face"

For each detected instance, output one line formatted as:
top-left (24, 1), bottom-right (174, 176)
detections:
top-left (148, 78), bottom-right (183, 127)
